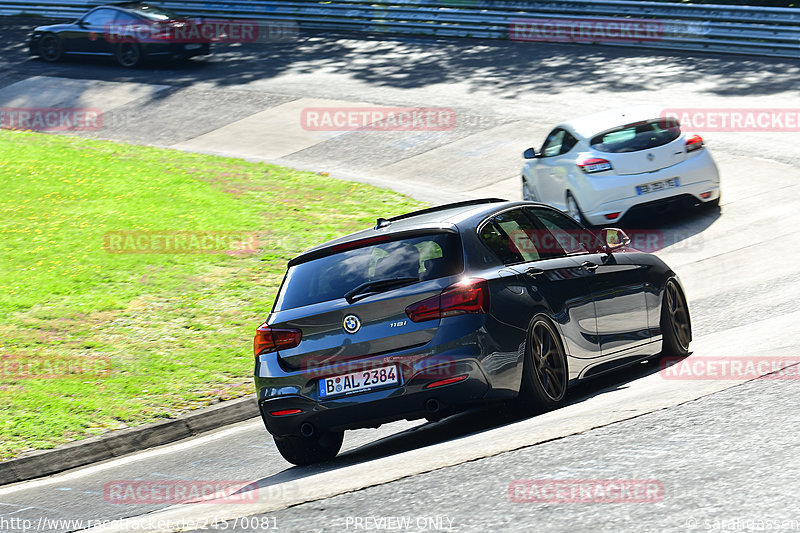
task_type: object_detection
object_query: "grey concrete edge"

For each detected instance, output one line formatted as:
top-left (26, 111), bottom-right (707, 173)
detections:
top-left (0, 393), bottom-right (260, 487)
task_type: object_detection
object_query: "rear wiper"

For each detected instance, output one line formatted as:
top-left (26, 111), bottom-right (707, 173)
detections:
top-left (344, 277), bottom-right (419, 304)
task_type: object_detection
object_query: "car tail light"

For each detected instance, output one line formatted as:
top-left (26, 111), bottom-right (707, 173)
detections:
top-left (686, 134), bottom-right (704, 153)
top-left (604, 212), bottom-right (621, 220)
top-left (700, 192), bottom-right (712, 199)
top-left (577, 158), bottom-right (613, 174)
top-left (405, 278), bottom-right (490, 323)
top-left (425, 374), bottom-right (469, 389)
top-left (269, 409), bottom-right (302, 416)
top-left (254, 324), bottom-right (302, 357)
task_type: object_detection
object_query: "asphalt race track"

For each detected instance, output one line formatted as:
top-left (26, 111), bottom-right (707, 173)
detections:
top-left (1, 19), bottom-right (800, 533)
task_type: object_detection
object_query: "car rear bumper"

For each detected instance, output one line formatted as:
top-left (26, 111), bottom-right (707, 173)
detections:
top-left (576, 150), bottom-right (720, 225)
top-left (255, 347), bottom-right (492, 437)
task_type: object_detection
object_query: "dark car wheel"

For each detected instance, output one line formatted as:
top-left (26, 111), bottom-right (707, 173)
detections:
top-left (660, 279), bottom-right (691, 357)
top-left (518, 316), bottom-right (568, 413)
top-left (114, 42), bottom-right (143, 68)
top-left (39, 34), bottom-right (63, 62)
top-left (273, 431), bottom-right (344, 466)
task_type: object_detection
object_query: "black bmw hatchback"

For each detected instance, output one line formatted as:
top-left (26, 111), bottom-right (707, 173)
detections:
top-left (254, 199), bottom-right (691, 465)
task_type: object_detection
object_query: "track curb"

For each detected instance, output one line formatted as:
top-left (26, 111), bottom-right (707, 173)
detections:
top-left (0, 394), bottom-right (259, 486)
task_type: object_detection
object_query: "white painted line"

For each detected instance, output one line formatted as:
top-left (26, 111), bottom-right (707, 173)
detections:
top-left (0, 421), bottom-right (261, 496)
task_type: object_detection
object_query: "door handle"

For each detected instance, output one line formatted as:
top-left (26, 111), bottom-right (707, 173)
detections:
top-left (525, 267), bottom-right (544, 278)
top-left (580, 261), bottom-right (598, 272)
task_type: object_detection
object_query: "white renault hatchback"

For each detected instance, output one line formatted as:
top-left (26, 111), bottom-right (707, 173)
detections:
top-left (521, 108), bottom-right (720, 226)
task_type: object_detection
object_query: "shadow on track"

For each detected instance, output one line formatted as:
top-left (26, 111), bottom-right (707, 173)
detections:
top-left (236, 355), bottom-right (670, 497)
top-left (2, 16), bottom-right (798, 98)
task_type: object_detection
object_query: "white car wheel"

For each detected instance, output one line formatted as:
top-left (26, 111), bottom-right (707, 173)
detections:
top-left (566, 193), bottom-right (584, 225)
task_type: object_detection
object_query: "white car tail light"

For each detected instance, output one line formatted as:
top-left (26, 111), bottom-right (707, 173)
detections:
top-left (577, 158), bottom-right (613, 174)
top-left (686, 134), bottom-right (705, 153)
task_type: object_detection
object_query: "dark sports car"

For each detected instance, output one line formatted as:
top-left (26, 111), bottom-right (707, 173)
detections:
top-left (28, 2), bottom-right (210, 67)
top-left (254, 199), bottom-right (692, 465)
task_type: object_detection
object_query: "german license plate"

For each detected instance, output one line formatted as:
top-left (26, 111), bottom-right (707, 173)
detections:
top-left (636, 177), bottom-right (679, 195)
top-left (318, 365), bottom-right (399, 398)
top-left (184, 43), bottom-right (202, 50)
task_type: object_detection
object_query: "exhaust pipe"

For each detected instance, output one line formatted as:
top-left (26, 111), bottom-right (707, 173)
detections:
top-left (300, 422), bottom-right (315, 437)
top-left (425, 398), bottom-right (441, 414)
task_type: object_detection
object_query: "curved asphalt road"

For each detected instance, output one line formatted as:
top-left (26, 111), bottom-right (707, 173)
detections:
top-left (1, 19), bottom-right (800, 533)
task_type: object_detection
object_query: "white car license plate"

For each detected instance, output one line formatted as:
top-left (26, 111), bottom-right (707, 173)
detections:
top-left (184, 43), bottom-right (202, 50)
top-left (318, 365), bottom-right (399, 398)
top-left (636, 177), bottom-right (679, 195)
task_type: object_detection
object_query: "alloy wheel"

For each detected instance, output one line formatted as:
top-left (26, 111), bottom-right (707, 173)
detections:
top-left (530, 321), bottom-right (567, 401)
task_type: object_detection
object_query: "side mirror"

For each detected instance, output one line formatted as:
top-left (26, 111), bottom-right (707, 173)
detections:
top-left (600, 228), bottom-right (631, 253)
top-left (523, 147), bottom-right (538, 159)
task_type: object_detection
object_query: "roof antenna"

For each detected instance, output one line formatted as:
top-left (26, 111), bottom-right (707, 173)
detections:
top-left (375, 218), bottom-right (391, 229)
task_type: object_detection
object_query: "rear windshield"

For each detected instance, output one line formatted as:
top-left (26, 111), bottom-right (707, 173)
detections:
top-left (590, 118), bottom-right (680, 153)
top-left (273, 232), bottom-right (463, 311)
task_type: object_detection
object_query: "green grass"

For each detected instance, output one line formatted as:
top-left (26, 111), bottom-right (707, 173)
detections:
top-left (0, 130), bottom-right (426, 459)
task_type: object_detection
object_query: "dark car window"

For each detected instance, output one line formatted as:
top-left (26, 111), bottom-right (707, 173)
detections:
top-left (81, 8), bottom-right (118, 26)
top-left (479, 221), bottom-right (523, 265)
top-left (273, 233), bottom-right (463, 311)
top-left (128, 4), bottom-right (180, 21)
top-left (590, 118), bottom-right (681, 153)
top-left (114, 12), bottom-right (142, 24)
top-left (479, 209), bottom-right (566, 265)
top-left (526, 207), bottom-right (604, 256)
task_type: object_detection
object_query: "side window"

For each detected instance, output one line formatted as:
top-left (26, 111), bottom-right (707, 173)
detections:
top-left (479, 209), bottom-right (559, 265)
top-left (561, 131), bottom-right (578, 154)
top-left (541, 129), bottom-right (565, 158)
top-left (82, 8), bottom-right (118, 26)
top-left (526, 208), bottom-right (603, 256)
top-left (114, 12), bottom-right (140, 24)
top-left (479, 221), bottom-right (522, 265)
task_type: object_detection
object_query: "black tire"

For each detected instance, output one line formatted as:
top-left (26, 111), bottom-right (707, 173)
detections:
top-left (660, 279), bottom-right (692, 357)
top-left (39, 34), bottom-right (63, 62)
top-left (565, 192), bottom-right (587, 226)
top-left (522, 177), bottom-right (536, 201)
top-left (701, 196), bottom-right (721, 210)
top-left (518, 316), bottom-right (568, 414)
top-left (114, 42), bottom-right (143, 68)
top-left (273, 431), bottom-right (343, 466)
